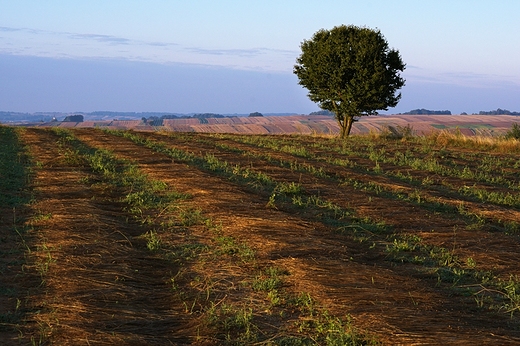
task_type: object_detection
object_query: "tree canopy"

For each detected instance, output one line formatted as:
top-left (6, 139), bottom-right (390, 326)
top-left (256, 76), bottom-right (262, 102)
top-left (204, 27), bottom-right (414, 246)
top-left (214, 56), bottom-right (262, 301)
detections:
top-left (294, 25), bottom-right (405, 137)
top-left (401, 109), bottom-right (451, 115)
top-left (62, 114), bottom-right (84, 122)
top-left (479, 109), bottom-right (520, 116)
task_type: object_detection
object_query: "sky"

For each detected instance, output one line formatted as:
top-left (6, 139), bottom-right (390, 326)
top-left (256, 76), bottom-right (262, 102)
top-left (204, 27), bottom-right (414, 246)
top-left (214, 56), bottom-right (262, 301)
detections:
top-left (1, 0), bottom-right (519, 115)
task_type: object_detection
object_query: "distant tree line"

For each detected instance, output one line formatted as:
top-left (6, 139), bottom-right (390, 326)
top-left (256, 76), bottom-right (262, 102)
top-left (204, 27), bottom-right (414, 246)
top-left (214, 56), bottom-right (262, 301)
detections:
top-left (142, 114), bottom-right (181, 126)
top-left (91, 111), bottom-right (181, 118)
top-left (0, 111), bottom-right (295, 123)
top-left (400, 109), bottom-right (451, 115)
top-left (192, 113), bottom-right (225, 124)
top-left (478, 108), bottom-right (520, 115)
top-left (142, 113), bottom-right (241, 126)
top-left (0, 111), bottom-right (65, 123)
top-left (193, 113), bottom-right (225, 119)
top-left (309, 110), bottom-right (335, 116)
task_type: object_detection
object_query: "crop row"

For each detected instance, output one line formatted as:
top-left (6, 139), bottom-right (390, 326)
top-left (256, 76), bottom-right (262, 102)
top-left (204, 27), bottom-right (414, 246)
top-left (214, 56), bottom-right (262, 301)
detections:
top-left (209, 132), bottom-right (520, 205)
top-left (106, 129), bottom-right (520, 316)
top-left (150, 131), bottom-right (519, 233)
top-left (50, 128), bottom-right (376, 344)
top-left (4, 126), bottom-right (520, 343)
top-left (0, 127), bottom-right (33, 335)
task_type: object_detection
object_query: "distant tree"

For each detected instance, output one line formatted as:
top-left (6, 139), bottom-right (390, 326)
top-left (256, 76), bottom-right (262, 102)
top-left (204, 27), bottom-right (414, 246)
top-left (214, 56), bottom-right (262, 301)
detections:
top-left (193, 113), bottom-right (224, 119)
top-left (63, 114), bottom-right (84, 122)
top-left (145, 116), bottom-right (163, 126)
top-left (152, 119), bottom-right (164, 126)
top-left (294, 25), bottom-right (405, 138)
top-left (248, 112), bottom-right (263, 117)
top-left (401, 109), bottom-right (451, 115)
top-left (505, 123), bottom-right (520, 140)
top-left (309, 110), bottom-right (334, 116)
top-left (160, 114), bottom-right (179, 120)
top-left (479, 109), bottom-right (520, 116)
top-left (460, 112), bottom-right (468, 115)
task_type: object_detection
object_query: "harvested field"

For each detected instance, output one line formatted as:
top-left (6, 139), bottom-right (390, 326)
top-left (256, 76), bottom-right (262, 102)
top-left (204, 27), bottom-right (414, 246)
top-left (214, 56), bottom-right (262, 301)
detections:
top-left (33, 114), bottom-right (520, 137)
top-left (1, 126), bottom-right (520, 345)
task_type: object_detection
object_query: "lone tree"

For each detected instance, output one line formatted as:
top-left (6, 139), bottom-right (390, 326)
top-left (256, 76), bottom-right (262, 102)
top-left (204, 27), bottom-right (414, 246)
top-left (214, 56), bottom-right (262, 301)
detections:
top-left (294, 25), bottom-right (405, 138)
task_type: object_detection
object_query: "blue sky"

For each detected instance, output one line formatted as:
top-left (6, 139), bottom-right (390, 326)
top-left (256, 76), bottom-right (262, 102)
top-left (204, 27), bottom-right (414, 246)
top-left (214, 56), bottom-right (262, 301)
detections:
top-left (1, 0), bottom-right (519, 114)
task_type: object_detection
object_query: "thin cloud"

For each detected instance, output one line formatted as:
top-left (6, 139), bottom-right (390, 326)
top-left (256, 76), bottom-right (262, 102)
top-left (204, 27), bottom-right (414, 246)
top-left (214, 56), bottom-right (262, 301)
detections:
top-left (1, 26), bottom-right (178, 48)
top-left (405, 68), bottom-right (520, 89)
top-left (0, 25), bottom-right (293, 72)
top-left (147, 41), bottom-right (176, 47)
top-left (68, 33), bottom-right (179, 48)
top-left (0, 26), bottom-right (23, 32)
top-left (186, 46), bottom-right (297, 58)
top-left (69, 33), bottom-right (132, 45)
top-left (0, 26), bottom-right (62, 36)
top-left (187, 47), bottom-right (262, 57)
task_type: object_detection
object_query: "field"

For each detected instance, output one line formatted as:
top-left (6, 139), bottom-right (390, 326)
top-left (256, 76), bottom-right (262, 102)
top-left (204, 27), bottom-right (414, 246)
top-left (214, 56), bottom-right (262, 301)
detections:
top-left (1, 126), bottom-right (520, 345)
top-left (33, 114), bottom-right (520, 137)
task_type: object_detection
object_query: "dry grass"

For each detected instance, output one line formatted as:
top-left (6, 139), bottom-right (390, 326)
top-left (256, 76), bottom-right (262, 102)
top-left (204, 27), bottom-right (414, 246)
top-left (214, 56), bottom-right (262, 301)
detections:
top-left (4, 126), bottom-right (520, 345)
top-left (426, 130), bottom-right (520, 153)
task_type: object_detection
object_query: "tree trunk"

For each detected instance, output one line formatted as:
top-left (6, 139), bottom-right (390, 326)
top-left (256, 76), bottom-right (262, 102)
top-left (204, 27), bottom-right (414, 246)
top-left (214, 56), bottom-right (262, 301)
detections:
top-left (338, 115), bottom-right (355, 139)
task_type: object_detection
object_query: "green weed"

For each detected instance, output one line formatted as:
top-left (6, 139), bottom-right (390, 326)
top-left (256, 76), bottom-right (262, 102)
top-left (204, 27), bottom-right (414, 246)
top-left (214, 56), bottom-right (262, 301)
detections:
top-left (0, 127), bottom-right (31, 207)
top-left (143, 230), bottom-right (161, 251)
top-left (288, 292), bottom-right (378, 345)
top-left (215, 236), bottom-right (255, 263)
top-left (504, 123), bottom-right (520, 140)
top-left (178, 207), bottom-right (206, 227)
top-left (276, 181), bottom-right (304, 195)
top-left (252, 266), bottom-right (286, 292)
top-left (206, 303), bottom-right (258, 343)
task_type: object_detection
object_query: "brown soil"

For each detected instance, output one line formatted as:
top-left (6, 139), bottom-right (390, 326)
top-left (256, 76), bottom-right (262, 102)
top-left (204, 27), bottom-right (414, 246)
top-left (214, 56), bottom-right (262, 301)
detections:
top-left (3, 127), bottom-right (520, 345)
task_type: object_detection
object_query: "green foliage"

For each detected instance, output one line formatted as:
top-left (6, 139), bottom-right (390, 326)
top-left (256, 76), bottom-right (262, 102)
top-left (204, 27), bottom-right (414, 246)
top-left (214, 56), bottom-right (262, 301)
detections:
top-left (294, 25), bottom-right (405, 138)
top-left (479, 108), bottom-right (520, 116)
top-left (178, 207), bottom-right (206, 226)
top-left (0, 127), bottom-right (31, 207)
top-left (504, 123), bottom-right (520, 140)
top-left (252, 266), bottom-right (286, 292)
top-left (288, 293), bottom-right (376, 345)
top-left (380, 124), bottom-right (415, 139)
top-left (215, 236), bottom-right (255, 263)
top-left (143, 230), bottom-right (161, 251)
top-left (402, 108), bottom-right (451, 115)
top-left (206, 303), bottom-right (258, 343)
top-left (276, 181), bottom-right (304, 195)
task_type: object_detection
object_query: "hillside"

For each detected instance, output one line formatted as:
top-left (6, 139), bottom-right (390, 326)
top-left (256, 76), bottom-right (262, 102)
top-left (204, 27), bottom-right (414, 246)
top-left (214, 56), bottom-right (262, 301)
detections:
top-left (27, 114), bottom-right (520, 137)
